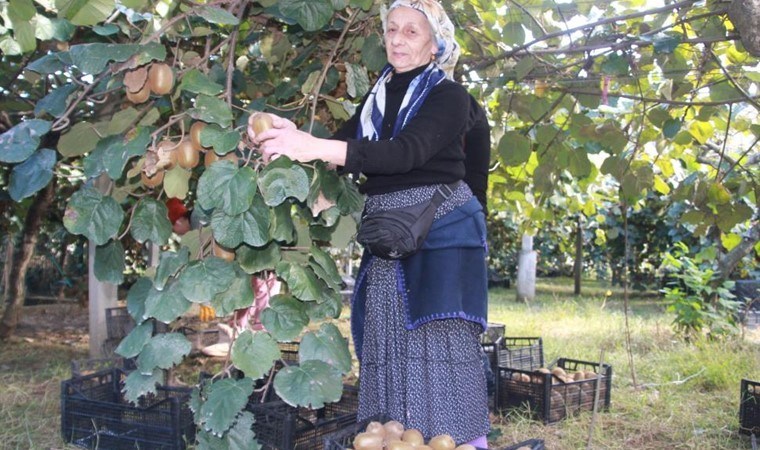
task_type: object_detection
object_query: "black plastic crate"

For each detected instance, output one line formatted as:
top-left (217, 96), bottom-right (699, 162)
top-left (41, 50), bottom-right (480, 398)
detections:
top-left (61, 368), bottom-right (195, 450)
top-left (503, 438), bottom-right (545, 450)
top-left (480, 322), bottom-right (506, 345)
top-left (482, 337), bottom-right (543, 412)
top-left (106, 306), bottom-right (136, 340)
top-left (482, 337), bottom-right (544, 374)
top-left (497, 357), bottom-right (612, 424)
top-left (740, 379), bottom-right (760, 435)
top-left (247, 384), bottom-right (360, 449)
top-left (323, 414), bottom-right (524, 450)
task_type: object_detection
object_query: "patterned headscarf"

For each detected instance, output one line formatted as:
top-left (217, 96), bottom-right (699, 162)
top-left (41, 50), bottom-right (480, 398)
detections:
top-left (383, 0), bottom-right (460, 80)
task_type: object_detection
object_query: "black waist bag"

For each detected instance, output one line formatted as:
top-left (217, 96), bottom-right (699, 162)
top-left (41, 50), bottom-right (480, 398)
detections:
top-left (357, 182), bottom-right (459, 260)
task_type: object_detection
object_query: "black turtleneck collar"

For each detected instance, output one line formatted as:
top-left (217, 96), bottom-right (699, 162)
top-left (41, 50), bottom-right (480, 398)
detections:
top-left (386, 64), bottom-right (428, 92)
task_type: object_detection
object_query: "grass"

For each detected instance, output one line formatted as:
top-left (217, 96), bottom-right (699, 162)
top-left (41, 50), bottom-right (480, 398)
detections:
top-left (0, 278), bottom-right (758, 449)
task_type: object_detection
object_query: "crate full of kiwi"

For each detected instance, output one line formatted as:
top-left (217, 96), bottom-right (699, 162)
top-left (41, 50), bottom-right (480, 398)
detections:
top-left (497, 357), bottom-right (612, 424)
top-left (323, 415), bottom-right (544, 450)
top-left (739, 378), bottom-right (760, 435)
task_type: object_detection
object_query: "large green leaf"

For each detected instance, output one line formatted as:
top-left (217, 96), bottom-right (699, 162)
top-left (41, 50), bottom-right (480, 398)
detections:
top-left (8, 148), bottom-right (56, 201)
top-left (56, 0), bottom-right (116, 26)
top-left (196, 6), bottom-right (240, 25)
top-left (621, 164), bottom-right (654, 202)
top-left (502, 21), bottom-right (526, 46)
top-left (309, 246), bottom-right (342, 288)
top-left (34, 84), bottom-right (78, 118)
top-left (131, 197), bottom-right (172, 245)
top-left (601, 53), bottom-right (630, 76)
top-left (26, 52), bottom-right (70, 74)
top-left (565, 147), bottom-right (592, 178)
top-left (299, 323), bottom-right (351, 374)
top-left (258, 159), bottom-right (310, 206)
top-left (199, 124), bottom-right (240, 154)
top-left (279, 0), bottom-right (333, 32)
top-left (663, 118), bottom-right (682, 139)
top-left (231, 330), bottom-right (280, 380)
top-left (270, 203), bottom-right (296, 244)
top-left (272, 360), bottom-right (342, 408)
top-left (196, 411), bottom-right (260, 450)
top-left (199, 378), bottom-right (254, 435)
top-left (63, 187), bottom-right (124, 245)
top-left (94, 239), bottom-right (125, 284)
top-left (127, 277), bottom-right (152, 324)
top-left (211, 195), bottom-right (271, 248)
top-left (304, 291), bottom-right (342, 321)
top-left (0, 119), bottom-right (51, 163)
top-left (179, 257), bottom-right (236, 303)
top-left (123, 368), bottom-right (164, 405)
top-left (155, 247), bottom-right (191, 291)
top-left (136, 332), bottom-right (192, 375)
top-left (237, 242), bottom-right (281, 274)
top-left (211, 270), bottom-right (254, 317)
top-left (189, 94), bottom-right (233, 127)
top-left (260, 294), bottom-right (309, 342)
top-left (57, 121), bottom-right (101, 157)
top-left (345, 63), bottom-right (370, 99)
top-left (144, 279), bottom-right (192, 324)
top-left (7, 1), bottom-right (36, 53)
top-left (498, 131), bottom-right (531, 166)
top-left (197, 160), bottom-right (257, 215)
top-left (715, 203), bottom-right (753, 233)
top-left (276, 261), bottom-right (329, 302)
top-left (361, 34), bottom-right (386, 72)
top-left (179, 69), bottom-right (225, 96)
top-left (68, 42), bottom-right (139, 74)
top-left (336, 177), bottom-right (364, 215)
top-left (163, 166), bottom-right (192, 200)
top-left (83, 127), bottom-right (151, 180)
top-left (115, 320), bottom-right (153, 358)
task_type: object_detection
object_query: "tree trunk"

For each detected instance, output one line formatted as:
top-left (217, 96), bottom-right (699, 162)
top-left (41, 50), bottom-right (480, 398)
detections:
top-left (88, 174), bottom-right (118, 357)
top-left (516, 234), bottom-right (537, 301)
top-left (2, 237), bottom-right (13, 304)
top-left (574, 216), bottom-right (582, 295)
top-left (0, 179), bottom-right (57, 339)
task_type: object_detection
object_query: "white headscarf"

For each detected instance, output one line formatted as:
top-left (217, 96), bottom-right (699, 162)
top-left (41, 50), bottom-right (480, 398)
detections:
top-left (382, 0), bottom-right (461, 80)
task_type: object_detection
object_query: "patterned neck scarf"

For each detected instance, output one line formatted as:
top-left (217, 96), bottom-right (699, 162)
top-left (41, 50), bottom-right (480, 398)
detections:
top-left (357, 63), bottom-right (446, 141)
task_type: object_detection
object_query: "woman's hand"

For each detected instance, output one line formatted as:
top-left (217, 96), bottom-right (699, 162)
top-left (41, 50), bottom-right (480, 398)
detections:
top-left (246, 112), bottom-right (347, 166)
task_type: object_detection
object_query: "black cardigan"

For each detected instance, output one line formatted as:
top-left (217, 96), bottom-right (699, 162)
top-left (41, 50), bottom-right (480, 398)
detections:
top-left (463, 94), bottom-right (491, 211)
top-left (332, 67), bottom-right (469, 195)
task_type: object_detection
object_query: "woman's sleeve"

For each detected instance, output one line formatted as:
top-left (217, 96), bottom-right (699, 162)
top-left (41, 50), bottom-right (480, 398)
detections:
top-left (342, 82), bottom-right (469, 176)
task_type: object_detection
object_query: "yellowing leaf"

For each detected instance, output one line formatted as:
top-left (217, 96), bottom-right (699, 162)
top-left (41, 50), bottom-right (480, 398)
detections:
top-left (653, 175), bottom-right (671, 194)
top-left (688, 121), bottom-right (714, 145)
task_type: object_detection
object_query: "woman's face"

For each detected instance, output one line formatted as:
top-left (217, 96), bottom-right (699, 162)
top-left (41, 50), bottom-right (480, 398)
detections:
top-left (384, 6), bottom-right (438, 73)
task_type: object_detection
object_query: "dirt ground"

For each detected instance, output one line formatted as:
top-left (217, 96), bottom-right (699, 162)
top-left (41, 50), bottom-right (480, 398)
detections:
top-left (14, 303), bottom-right (90, 347)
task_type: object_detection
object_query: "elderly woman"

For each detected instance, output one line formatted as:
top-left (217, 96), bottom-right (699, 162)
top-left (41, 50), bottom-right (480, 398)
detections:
top-left (249, 0), bottom-right (490, 446)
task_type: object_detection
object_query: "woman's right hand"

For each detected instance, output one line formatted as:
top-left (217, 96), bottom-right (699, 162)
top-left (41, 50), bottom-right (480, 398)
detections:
top-left (246, 112), bottom-right (296, 143)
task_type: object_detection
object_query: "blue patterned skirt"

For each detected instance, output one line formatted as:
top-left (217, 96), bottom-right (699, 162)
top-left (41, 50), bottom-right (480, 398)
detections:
top-left (355, 183), bottom-right (490, 444)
